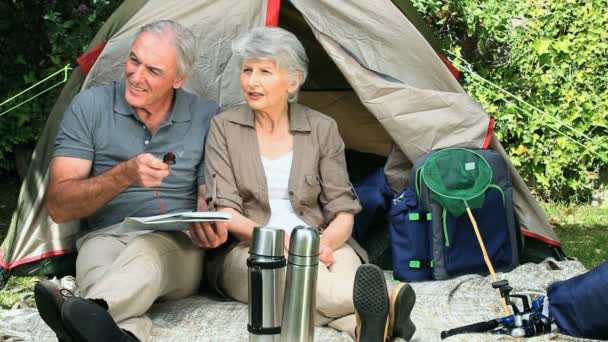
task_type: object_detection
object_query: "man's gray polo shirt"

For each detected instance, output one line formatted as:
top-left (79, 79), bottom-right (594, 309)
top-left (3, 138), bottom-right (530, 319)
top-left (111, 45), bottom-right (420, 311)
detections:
top-left (54, 80), bottom-right (218, 231)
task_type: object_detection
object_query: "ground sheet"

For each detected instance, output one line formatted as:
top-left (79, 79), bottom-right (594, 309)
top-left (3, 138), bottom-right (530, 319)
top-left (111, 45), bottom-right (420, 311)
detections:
top-left (0, 259), bottom-right (600, 341)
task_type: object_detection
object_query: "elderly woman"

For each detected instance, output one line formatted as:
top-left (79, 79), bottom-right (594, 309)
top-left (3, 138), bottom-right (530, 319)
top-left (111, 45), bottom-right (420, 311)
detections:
top-left (204, 26), bottom-right (365, 337)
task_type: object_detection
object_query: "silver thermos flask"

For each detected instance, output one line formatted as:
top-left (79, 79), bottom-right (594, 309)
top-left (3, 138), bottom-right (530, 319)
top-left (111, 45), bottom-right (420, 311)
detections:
top-left (248, 226), bottom-right (286, 342)
top-left (280, 226), bottom-right (319, 342)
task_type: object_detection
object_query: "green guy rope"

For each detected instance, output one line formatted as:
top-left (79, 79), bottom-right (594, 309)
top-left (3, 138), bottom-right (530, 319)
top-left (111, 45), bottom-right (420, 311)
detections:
top-left (448, 52), bottom-right (592, 141)
top-left (0, 63), bottom-right (73, 118)
top-left (469, 75), bottom-right (607, 163)
top-left (499, 89), bottom-right (607, 163)
top-left (447, 52), bottom-right (608, 163)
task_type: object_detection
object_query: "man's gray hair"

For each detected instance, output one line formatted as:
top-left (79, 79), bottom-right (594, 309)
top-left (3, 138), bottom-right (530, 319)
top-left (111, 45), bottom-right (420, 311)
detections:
top-left (232, 26), bottom-right (308, 102)
top-left (134, 20), bottom-right (196, 77)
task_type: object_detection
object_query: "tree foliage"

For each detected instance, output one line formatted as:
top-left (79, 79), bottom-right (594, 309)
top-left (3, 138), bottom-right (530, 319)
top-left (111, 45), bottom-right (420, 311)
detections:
top-left (0, 0), bottom-right (121, 175)
top-left (411, 0), bottom-right (608, 201)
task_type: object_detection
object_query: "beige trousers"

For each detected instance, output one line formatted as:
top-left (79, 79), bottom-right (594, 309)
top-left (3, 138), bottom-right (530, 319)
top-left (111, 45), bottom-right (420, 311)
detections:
top-left (221, 241), bottom-right (361, 337)
top-left (76, 231), bottom-right (205, 342)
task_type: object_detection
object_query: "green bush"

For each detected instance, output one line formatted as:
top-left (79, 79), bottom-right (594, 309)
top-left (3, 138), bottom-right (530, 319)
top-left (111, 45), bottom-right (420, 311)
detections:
top-left (411, 0), bottom-right (608, 201)
top-left (0, 0), bottom-right (121, 176)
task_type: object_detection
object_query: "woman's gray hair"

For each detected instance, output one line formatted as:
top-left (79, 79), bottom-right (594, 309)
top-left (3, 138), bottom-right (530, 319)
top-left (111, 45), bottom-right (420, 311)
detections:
top-left (134, 20), bottom-right (196, 78)
top-left (232, 26), bottom-right (308, 102)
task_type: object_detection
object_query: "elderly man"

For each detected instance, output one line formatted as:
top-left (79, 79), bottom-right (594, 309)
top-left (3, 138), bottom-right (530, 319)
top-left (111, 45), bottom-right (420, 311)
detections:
top-left (34, 20), bottom-right (227, 342)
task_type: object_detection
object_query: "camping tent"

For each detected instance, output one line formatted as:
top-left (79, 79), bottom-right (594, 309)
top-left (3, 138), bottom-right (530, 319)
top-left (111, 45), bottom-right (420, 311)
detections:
top-left (0, 0), bottom-right (563, 289)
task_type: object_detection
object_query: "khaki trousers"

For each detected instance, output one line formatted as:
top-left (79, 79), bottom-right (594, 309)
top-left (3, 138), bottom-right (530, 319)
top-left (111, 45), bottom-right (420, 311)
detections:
top-left (221, 241), bottom-right (361, 338)
top-left (76, 231), bottom-right (205, 342)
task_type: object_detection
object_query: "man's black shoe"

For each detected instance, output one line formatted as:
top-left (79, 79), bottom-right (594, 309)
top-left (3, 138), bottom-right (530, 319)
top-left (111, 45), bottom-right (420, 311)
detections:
top-left (353, 264), bottom-right (389, 342)
top-left (61, 296), bottom-right (140, 342)
top-left (34, 280), bottom-right (75, 342)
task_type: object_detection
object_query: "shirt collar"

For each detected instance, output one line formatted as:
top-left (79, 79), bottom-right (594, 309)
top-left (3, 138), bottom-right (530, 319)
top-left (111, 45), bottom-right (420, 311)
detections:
top-left (226, 103), bottom-right (311, 132)
top-left (113, 80), bottom-right (191, 123)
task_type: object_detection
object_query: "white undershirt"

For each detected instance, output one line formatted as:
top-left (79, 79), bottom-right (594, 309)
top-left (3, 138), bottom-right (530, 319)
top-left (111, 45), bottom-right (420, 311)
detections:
top-left (261, 151), bottom-right (308, 236)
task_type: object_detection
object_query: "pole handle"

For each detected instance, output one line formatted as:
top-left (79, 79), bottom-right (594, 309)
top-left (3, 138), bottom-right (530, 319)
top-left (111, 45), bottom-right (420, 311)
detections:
top-left (440, 319), bottom-right (499, 339)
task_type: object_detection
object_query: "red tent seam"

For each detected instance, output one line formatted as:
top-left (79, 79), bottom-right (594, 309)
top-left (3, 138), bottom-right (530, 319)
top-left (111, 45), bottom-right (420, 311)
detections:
top-left (265, 0), bottom-right (281, 26)
top-left (482, 117), bottom-right (495, 149)
top-left (77, 41), bottom-right (108, 76)
top-left (0, 249), bottom-right (73, 269)
top-left (521, 230), bottom-right (561, 247)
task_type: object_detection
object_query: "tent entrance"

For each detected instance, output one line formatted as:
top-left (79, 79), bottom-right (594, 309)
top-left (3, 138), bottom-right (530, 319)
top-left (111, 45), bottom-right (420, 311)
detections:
top-left (279, 2), bottom-right (393, 157)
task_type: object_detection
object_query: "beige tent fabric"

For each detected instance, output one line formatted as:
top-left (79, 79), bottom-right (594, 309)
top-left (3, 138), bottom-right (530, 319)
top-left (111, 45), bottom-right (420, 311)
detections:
top-left (6, 168), bottom-right (79, 266)
top-left (490, 136), bottom-right (558, 242)
top-left (290, 0), bottom-right (464, 93)
top-left (307, 30), bottom-right (489, 161)
top-left (292, 0), bottom-right (555, 242)
top-left (84, 0), bottom-right (266, 108)
top-left (384, 143), bottom-right (412, 192)
top-left (299, 91), bottom-right (393, 156)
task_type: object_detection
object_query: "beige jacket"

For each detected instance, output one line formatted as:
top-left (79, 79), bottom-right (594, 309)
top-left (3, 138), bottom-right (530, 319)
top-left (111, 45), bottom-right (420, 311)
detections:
top-left (203, 103), bottom-right (365, 295)
top-left (204, 103), bottom-right (362, 227)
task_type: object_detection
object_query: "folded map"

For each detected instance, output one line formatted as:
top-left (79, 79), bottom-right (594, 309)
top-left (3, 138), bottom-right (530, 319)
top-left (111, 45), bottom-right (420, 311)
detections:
top-left (119, 211), bottom-right (231, 231)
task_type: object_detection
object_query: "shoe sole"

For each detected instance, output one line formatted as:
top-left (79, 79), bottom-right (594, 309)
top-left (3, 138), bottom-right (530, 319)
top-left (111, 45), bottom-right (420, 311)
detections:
top-left (388, 282), bottom-right (416, 341)
top-left (354, 264), bottom-right (389, 342)
top-left (34, 281), bottom-right (73, 342)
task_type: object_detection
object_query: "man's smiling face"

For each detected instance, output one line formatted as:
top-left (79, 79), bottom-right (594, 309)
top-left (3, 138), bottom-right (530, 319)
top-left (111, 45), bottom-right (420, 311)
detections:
top-left (124, 31), bottom-right (185, 112)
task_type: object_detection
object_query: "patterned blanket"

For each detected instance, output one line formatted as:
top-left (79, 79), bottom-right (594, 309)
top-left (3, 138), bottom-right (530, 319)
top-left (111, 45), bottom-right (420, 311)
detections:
top-left (0, 259), bottom-right (599, 341)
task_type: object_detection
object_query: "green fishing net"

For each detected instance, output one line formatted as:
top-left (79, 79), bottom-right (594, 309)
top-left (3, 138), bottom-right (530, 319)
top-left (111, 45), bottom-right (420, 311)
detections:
top-left (421, 148), bottom-right (493, 217)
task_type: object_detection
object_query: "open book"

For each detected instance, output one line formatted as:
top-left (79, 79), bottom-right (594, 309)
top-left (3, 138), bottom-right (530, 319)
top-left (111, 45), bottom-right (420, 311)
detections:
top-left (119, 211), bottom-right (231, 232)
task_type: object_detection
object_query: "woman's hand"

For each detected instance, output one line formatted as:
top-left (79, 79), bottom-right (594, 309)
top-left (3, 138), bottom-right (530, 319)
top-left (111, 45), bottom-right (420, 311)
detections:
top-left (316, 212), bottom-right (353, 268)
top-left (189, 220), bottom-right (229, 248)
top-left (216, 207), bottom-right (259, 241)
top-left (319, 243), bottom-right (334, 268)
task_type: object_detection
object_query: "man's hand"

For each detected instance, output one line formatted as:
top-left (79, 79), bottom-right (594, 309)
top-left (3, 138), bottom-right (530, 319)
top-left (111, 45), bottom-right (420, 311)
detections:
top-left (125, 153), bottom-right (170, 187)
top-left (189, 221), bottom-right (228, 248)
top-left (319, 243), bottom-right (334, 268)
top-left (47, 154), bottom-right (166, 223)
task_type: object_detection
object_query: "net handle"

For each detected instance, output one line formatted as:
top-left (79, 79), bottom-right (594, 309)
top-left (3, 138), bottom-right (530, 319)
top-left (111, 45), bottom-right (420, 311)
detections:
top-left (464, 201), bottom-right (512, 316)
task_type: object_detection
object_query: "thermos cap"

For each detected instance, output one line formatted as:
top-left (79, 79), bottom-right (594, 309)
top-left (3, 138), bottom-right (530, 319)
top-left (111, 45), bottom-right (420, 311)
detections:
top-left (288, 226), bottom-right (320, 257)
top-left (250, 226), bottom-right (285, 257)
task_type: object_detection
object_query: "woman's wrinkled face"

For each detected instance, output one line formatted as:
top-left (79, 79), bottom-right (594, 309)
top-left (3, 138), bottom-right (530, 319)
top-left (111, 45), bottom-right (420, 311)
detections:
top-left (240, 58), bottom-right (297, 113)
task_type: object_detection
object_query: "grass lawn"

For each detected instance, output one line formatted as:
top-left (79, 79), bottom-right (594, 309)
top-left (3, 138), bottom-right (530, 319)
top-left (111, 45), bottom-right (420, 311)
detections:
top-left (0, 177), bottom-right (606, 309)
top-left (542, 203), bottom-right (608, 269)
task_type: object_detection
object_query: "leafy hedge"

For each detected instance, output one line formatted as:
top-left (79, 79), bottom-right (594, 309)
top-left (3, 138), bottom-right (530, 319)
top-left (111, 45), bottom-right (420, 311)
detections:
top-left (0, 1), bottom-right (121, 175)
top-left (411, 0), bottom-right (607, 201)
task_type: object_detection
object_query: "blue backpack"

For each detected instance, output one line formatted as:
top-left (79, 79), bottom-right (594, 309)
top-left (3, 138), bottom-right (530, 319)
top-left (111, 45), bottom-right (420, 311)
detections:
top-left (350, 166), bottom-right (393, 268)
top-left (547, 260), bottom-right (608, 339)
top-left (390, 149), bottom-right (520, 281)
